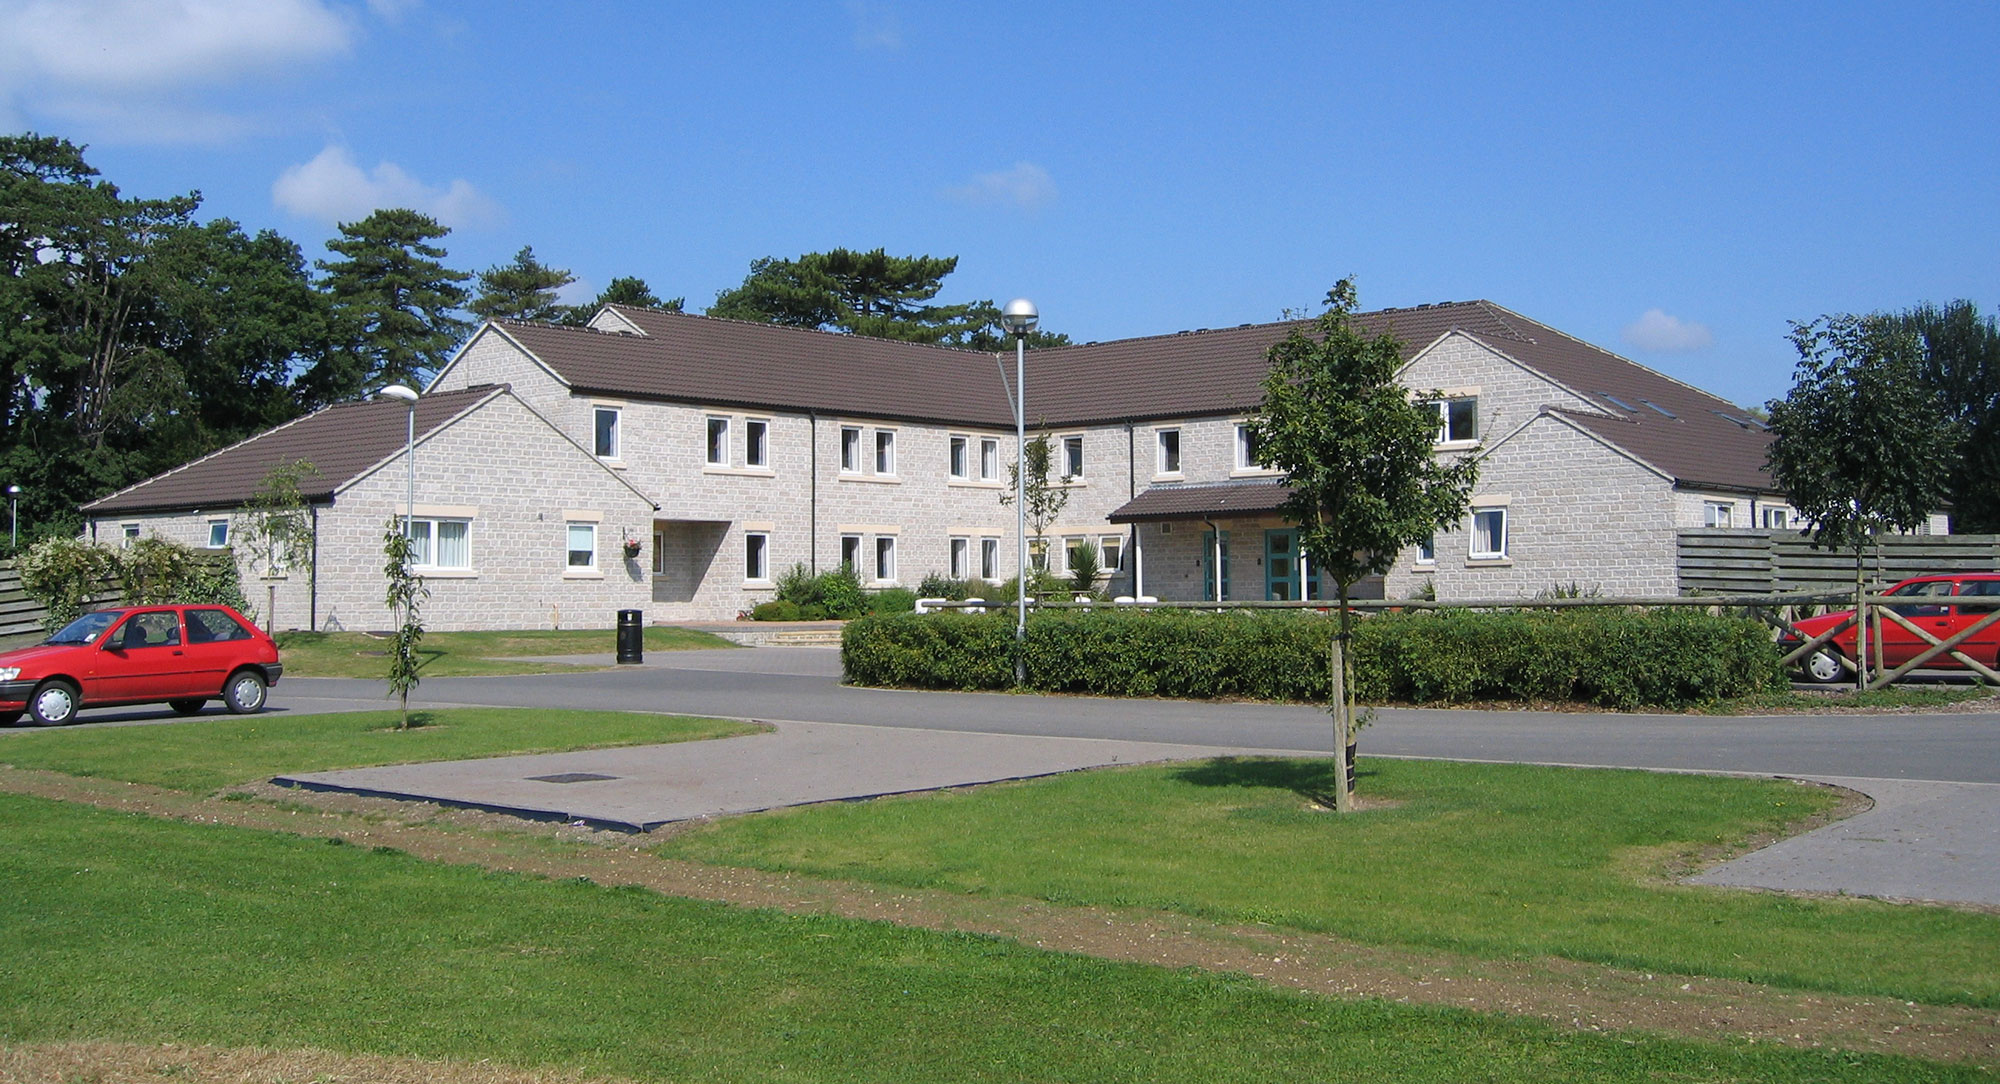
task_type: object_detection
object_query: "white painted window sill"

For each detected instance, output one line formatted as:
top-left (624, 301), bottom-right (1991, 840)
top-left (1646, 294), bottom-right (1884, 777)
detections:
top-left (1467, 556), bottom-right (1513, 566)
top-left (415, 568), bottom-right (478, 579)
top-left (562, 569), bottom-right (605, 580)
top-left (1434, 440), bottom-right (1481, 452)
top-left (839, 474), bottom-right (902, 485)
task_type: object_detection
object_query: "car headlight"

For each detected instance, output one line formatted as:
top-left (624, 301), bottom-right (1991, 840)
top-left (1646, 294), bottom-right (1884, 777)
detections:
top-left (0, 667), bottom-right (19, 681)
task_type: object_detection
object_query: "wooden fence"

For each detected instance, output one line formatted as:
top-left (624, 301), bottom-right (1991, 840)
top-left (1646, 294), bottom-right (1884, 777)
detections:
top-left (0, 560), bottom-right (119, 648)
top-left (1678, 529), bottom-right (2000, 594)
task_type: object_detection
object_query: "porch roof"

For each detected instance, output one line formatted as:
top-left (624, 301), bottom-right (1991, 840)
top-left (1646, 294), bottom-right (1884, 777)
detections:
top-left (1107, 479), bottom-right (1293, 523)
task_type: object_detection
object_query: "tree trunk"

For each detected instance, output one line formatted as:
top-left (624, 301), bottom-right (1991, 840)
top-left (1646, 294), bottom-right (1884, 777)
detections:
top-left (1853, 554), bottom-right (1867, 693)
top-left (1330, 581), bottom-right (1354, 813)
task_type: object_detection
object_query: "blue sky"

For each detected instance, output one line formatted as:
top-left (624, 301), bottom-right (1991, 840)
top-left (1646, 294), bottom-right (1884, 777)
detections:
top-left (4, 1), bottom-right (1995, 408)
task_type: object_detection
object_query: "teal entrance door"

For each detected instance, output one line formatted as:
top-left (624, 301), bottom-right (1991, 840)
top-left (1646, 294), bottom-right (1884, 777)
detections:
top-left (1264, 528), bottom-right (1321, 601)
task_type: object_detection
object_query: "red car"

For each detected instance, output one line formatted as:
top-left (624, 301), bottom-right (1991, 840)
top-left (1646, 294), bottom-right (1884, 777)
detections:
top-left (1783, 573), bottom-right (2000, 683)
top-left (0, 604), bottom-right (283, 726)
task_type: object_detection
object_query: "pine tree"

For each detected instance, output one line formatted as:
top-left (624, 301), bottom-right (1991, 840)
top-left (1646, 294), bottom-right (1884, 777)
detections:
top-left (307, 209), bottom-right (470, 404)
top-left (469, 244), bottom-right (575, 323)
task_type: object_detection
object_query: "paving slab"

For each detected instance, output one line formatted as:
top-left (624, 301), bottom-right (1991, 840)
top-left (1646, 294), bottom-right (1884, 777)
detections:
top-left (273, 720), bottom-right (1321, 832)
top-left (1685, 775), bottom-right (2000, 908)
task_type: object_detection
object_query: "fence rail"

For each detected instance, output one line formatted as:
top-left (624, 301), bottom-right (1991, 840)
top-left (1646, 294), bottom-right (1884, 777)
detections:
top-left (1678, 529), bottom-right (2000, 594)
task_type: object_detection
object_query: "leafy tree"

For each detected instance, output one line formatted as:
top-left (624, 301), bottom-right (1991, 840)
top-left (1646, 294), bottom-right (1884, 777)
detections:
top-left (1881, 300), bottom-right (2000, 532)
top-left (382, 517), bottom-right (430, 729)
top-left (560, 275), bottom-right (683, 325)
top-left (233, 458), bottom-right (320, 580)
top-left (999, 433), bottom-right (1071, 569)
top-left (1766, 313), bottom-right (1957, 687)
top-left (712, 247), bottom-right (1063, 347)
top-left (469, 244), bottom-right (574, 323)
top-left (1247, 278), bottom-right (1479, 811)
top-left (307, 209), bottom-right (470, 404)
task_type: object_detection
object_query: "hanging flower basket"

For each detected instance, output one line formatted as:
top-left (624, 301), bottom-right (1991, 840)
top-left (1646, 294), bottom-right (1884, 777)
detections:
top-left (622, 538), bottom-right (643, 560)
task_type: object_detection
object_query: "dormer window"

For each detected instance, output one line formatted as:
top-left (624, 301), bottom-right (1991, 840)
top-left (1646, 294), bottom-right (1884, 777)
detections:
top-left (1430, 397), bottom-right (1478, 444)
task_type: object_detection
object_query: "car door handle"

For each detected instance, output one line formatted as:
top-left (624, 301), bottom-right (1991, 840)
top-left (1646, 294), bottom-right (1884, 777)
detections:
top-left (172, 650), bottom-right (184, 656)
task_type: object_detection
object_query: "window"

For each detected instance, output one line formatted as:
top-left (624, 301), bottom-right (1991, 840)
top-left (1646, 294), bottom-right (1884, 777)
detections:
top-left (949, 536), bottom-right (969, 578)
top-left (979, 438), bottom-right (999, 481)
top-left (874, 429), bottom-right (896, 474)
top-left (706, 416), bottom-right (729, 466)
top-left (980, 538), bottom-right (999, 580)
top-left (948, 435), bottom-right (968, 480)
top-left (114, 611), bottom-right (181, 650)
top-left (567, 522), bottom-right (596, 569)
top-left (1704, 501), bottom-right (1734, 528)
top-left (399, 517), bottom-right (472, 569)
top-left (652, 528), bottom-right (666, 575)
top-left (1762, 506), bottom-right (1790, 529)
top-left (1431, 398), bottom-right (1478, 443)
top-left (874, 535), bottom-right (896, 582)
top-left (1470, 508), bottom-right (1507, 559)
top-left (185, 608), bottom-right (252, 644)
top-left (1235, 424), bottom-right (1264, 470)
top-left (745, 419), bottom-right (769, 468)
top-left (206, 520), bottom-right (229, 548)
top-left (744, 531), bottom-right (769, 581)
top-left (121, 524), bottom-right (140, 547)
top-left (1061, 435), bottom-right (1084, 480)
top-left (594, 407), bottom-right (620, 459)
top-left (1415, 536), bottom-right (1436, 565)
top-left (1157, 428), bottom-right (1181, 474)
top-left (840, 534), bottom-right (862, 572)
top-left (840, 426), bottom-right (861, 472)
top-left (1100, 534), bottom-right (1124, 573)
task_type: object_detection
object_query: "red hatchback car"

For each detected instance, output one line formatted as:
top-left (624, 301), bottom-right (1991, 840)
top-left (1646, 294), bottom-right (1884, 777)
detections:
top-left (0, 604), bottom-right (283, 726)
top-left (1783, 573), bottom-right (2000, 683)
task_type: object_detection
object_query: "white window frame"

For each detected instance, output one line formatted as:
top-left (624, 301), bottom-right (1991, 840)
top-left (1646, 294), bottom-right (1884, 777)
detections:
top-left (948, 435), bottom-right (969, 480)
top-left (1234, 423), bottom-right (1267, 472)
top-left (1060, 434), bottom-right (1085, 481)
top-left (594, 406), bottom-right (621, 460)
top-left (874, 535), bottom-right (897, 583)
top-left (1156, 428), bottom-right (1182, 475)
top-left (1704, 501), bottom-right (1734, 528)
top-left (839, 534), bottom-right (862, 572)
top-left (705, 416), bottom-right (730, 467)
top-left (399, 515), bottom-right (473, 571)
top-left (652, 528), bottom-right (667, 575)
top-left (1762, 506), bottom-right (1790, 529)
top-left (206, 519), bottom-right (229, 548)
top-left (745, 418), bottom-right (769, 468)
top-left (566, 521), bottom-right (598, 570)
top-left (1415, 535), bottom-right (1436, 565)
top-left (979, 437), bottom-right (999, 481)
top-left (1470, 508), bottom-right (1508, 560)
top-left (121, 523), bottom-right (140, 548)
top-left (980, 537), bottom-right (999, 580)
top-left (744, 530), bottom-right (770, 582)
top-left (949, 536), bottom-right (970, 579)
top-left (1432, 397), bottom-right (1478, 445)
top-left (1100, 534), bottom-right (1124, 573)
top-left (874, 429), bottom-right (897, 475)
top-left (839, 426), bottom-right (862, 473)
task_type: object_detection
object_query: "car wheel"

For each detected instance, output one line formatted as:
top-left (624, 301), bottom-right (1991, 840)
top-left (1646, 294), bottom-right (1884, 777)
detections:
top-left (1802, 648), bottom-right (1846, 684)
top-left (168, 699), bottom-right (206, 716)
top-left (29, 680), bottom-right (80, 726)
top-left (223, 670), bottom-right (267, 714)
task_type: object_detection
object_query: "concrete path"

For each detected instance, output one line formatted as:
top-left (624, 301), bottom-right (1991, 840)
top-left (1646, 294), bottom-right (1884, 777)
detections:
top-left (274, 719), bottom-right (1324, 832)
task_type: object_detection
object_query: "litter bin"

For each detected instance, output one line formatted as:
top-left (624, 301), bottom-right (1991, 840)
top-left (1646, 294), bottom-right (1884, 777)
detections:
top-left (615, 609), bottom-right (644, 664)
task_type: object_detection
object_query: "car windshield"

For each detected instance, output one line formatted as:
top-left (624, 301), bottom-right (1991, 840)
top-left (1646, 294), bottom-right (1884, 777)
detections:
top-left (44, 610), bottom-right (123, 645)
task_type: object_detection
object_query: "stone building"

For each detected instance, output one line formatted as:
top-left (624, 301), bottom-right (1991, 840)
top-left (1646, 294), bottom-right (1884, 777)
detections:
top-left (81, 299), bottom-right (1795, 630)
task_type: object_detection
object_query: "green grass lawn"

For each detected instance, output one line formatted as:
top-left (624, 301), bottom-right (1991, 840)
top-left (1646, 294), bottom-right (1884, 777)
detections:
top-left (0, 793), bottom-right (1977, 1084)
top-left (658, 756), bottom-right (2000, 1008)
top-left (274, 625), bottom-right (737, 677)
top-left (0, 708), bottom-right (756, 792)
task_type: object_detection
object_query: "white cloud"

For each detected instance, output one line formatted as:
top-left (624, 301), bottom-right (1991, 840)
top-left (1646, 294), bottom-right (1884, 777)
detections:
top-left (945, 162), bottom-right (1057, 212)
top-left (272, 145), bottom-right (501, 229)
top-left (1622, 308), bottom-right (1714, 353)
top-left (0, 0), bottom-right (356, 143)
top-left (845, 0), bottom-right (901, 49)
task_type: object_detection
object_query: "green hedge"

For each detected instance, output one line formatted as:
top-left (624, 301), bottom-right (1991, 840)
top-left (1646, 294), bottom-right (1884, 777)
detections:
top-left (842, 608), bottom-right (1783, 710)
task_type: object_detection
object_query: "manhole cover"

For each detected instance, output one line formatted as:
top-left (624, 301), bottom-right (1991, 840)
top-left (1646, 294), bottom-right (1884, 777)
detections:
top-left (527, 772), bottom-right (618, 784)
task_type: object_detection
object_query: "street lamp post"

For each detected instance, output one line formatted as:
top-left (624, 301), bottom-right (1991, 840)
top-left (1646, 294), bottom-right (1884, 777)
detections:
top-left (1000, 298), bottom-right (1038, 685)
top-left (7, 485), bottom-right (19, 551)
top-left (377, 384), bottom-right (419, 572)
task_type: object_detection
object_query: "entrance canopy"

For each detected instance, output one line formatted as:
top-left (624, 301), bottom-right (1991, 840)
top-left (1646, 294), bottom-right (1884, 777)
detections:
top-left (1107, 479), bottom-right (1292, 523)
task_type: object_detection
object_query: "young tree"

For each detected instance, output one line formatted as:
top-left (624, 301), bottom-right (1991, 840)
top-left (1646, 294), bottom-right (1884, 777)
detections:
top-left (1247, 279), bottom-right (1478, 811)
top-left (469, 245), bottom-right (575, 323)
top-left (999, 433), bottom-right (1071, 575)
top-left (1881, 300), bottom-right (2000, 532)
top-left (233, 459), bottom-right (320, 628)
top-left (1766, 313), bottom-right (1957, 688)
top-left (382, 516), bottom-right (430, 730)
top-left (307, 209), bottom-right (471, 404)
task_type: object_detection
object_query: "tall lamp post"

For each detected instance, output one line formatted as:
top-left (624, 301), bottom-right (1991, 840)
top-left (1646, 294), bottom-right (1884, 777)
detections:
top-left (1000, 298), bottom-right (1038, 685)
top-left (7, 485), bottom-right (19, 551)
top-left (377, 384), bottom-right (419, 560)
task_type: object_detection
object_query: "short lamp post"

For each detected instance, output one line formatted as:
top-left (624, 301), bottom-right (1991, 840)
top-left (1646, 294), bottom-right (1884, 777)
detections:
top-left (1000, 298), bottom-right (1038, 685)
top-left (377, 384), bottom-right (420, 579)
top-left (7, 485), bottom-right (19, 551)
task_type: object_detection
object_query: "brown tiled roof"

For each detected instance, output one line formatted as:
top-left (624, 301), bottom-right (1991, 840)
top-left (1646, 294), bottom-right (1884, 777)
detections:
top-left (502, 308), bottom-right (1014, 427)
top-left (1107, 480), bottom-right (1293, 523)
top-left (1550, 406), bottom-right (1776, 494)
top-left (82, 386), bottom-right (506, 516)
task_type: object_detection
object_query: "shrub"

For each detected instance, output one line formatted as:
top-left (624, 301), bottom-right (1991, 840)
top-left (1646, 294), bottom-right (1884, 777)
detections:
top-left (16, 537), bottom-right (119, 632)
top-left (752, 600), bottom-right (805, 622)
top-left (763, 563), bottom-right (868, 620)
top-left (844, 607), bottom-right (1782, 709)
top-left (17, 536), bottom-right (248, 631)
top-left (869, 587), bottom-right (919, 614)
